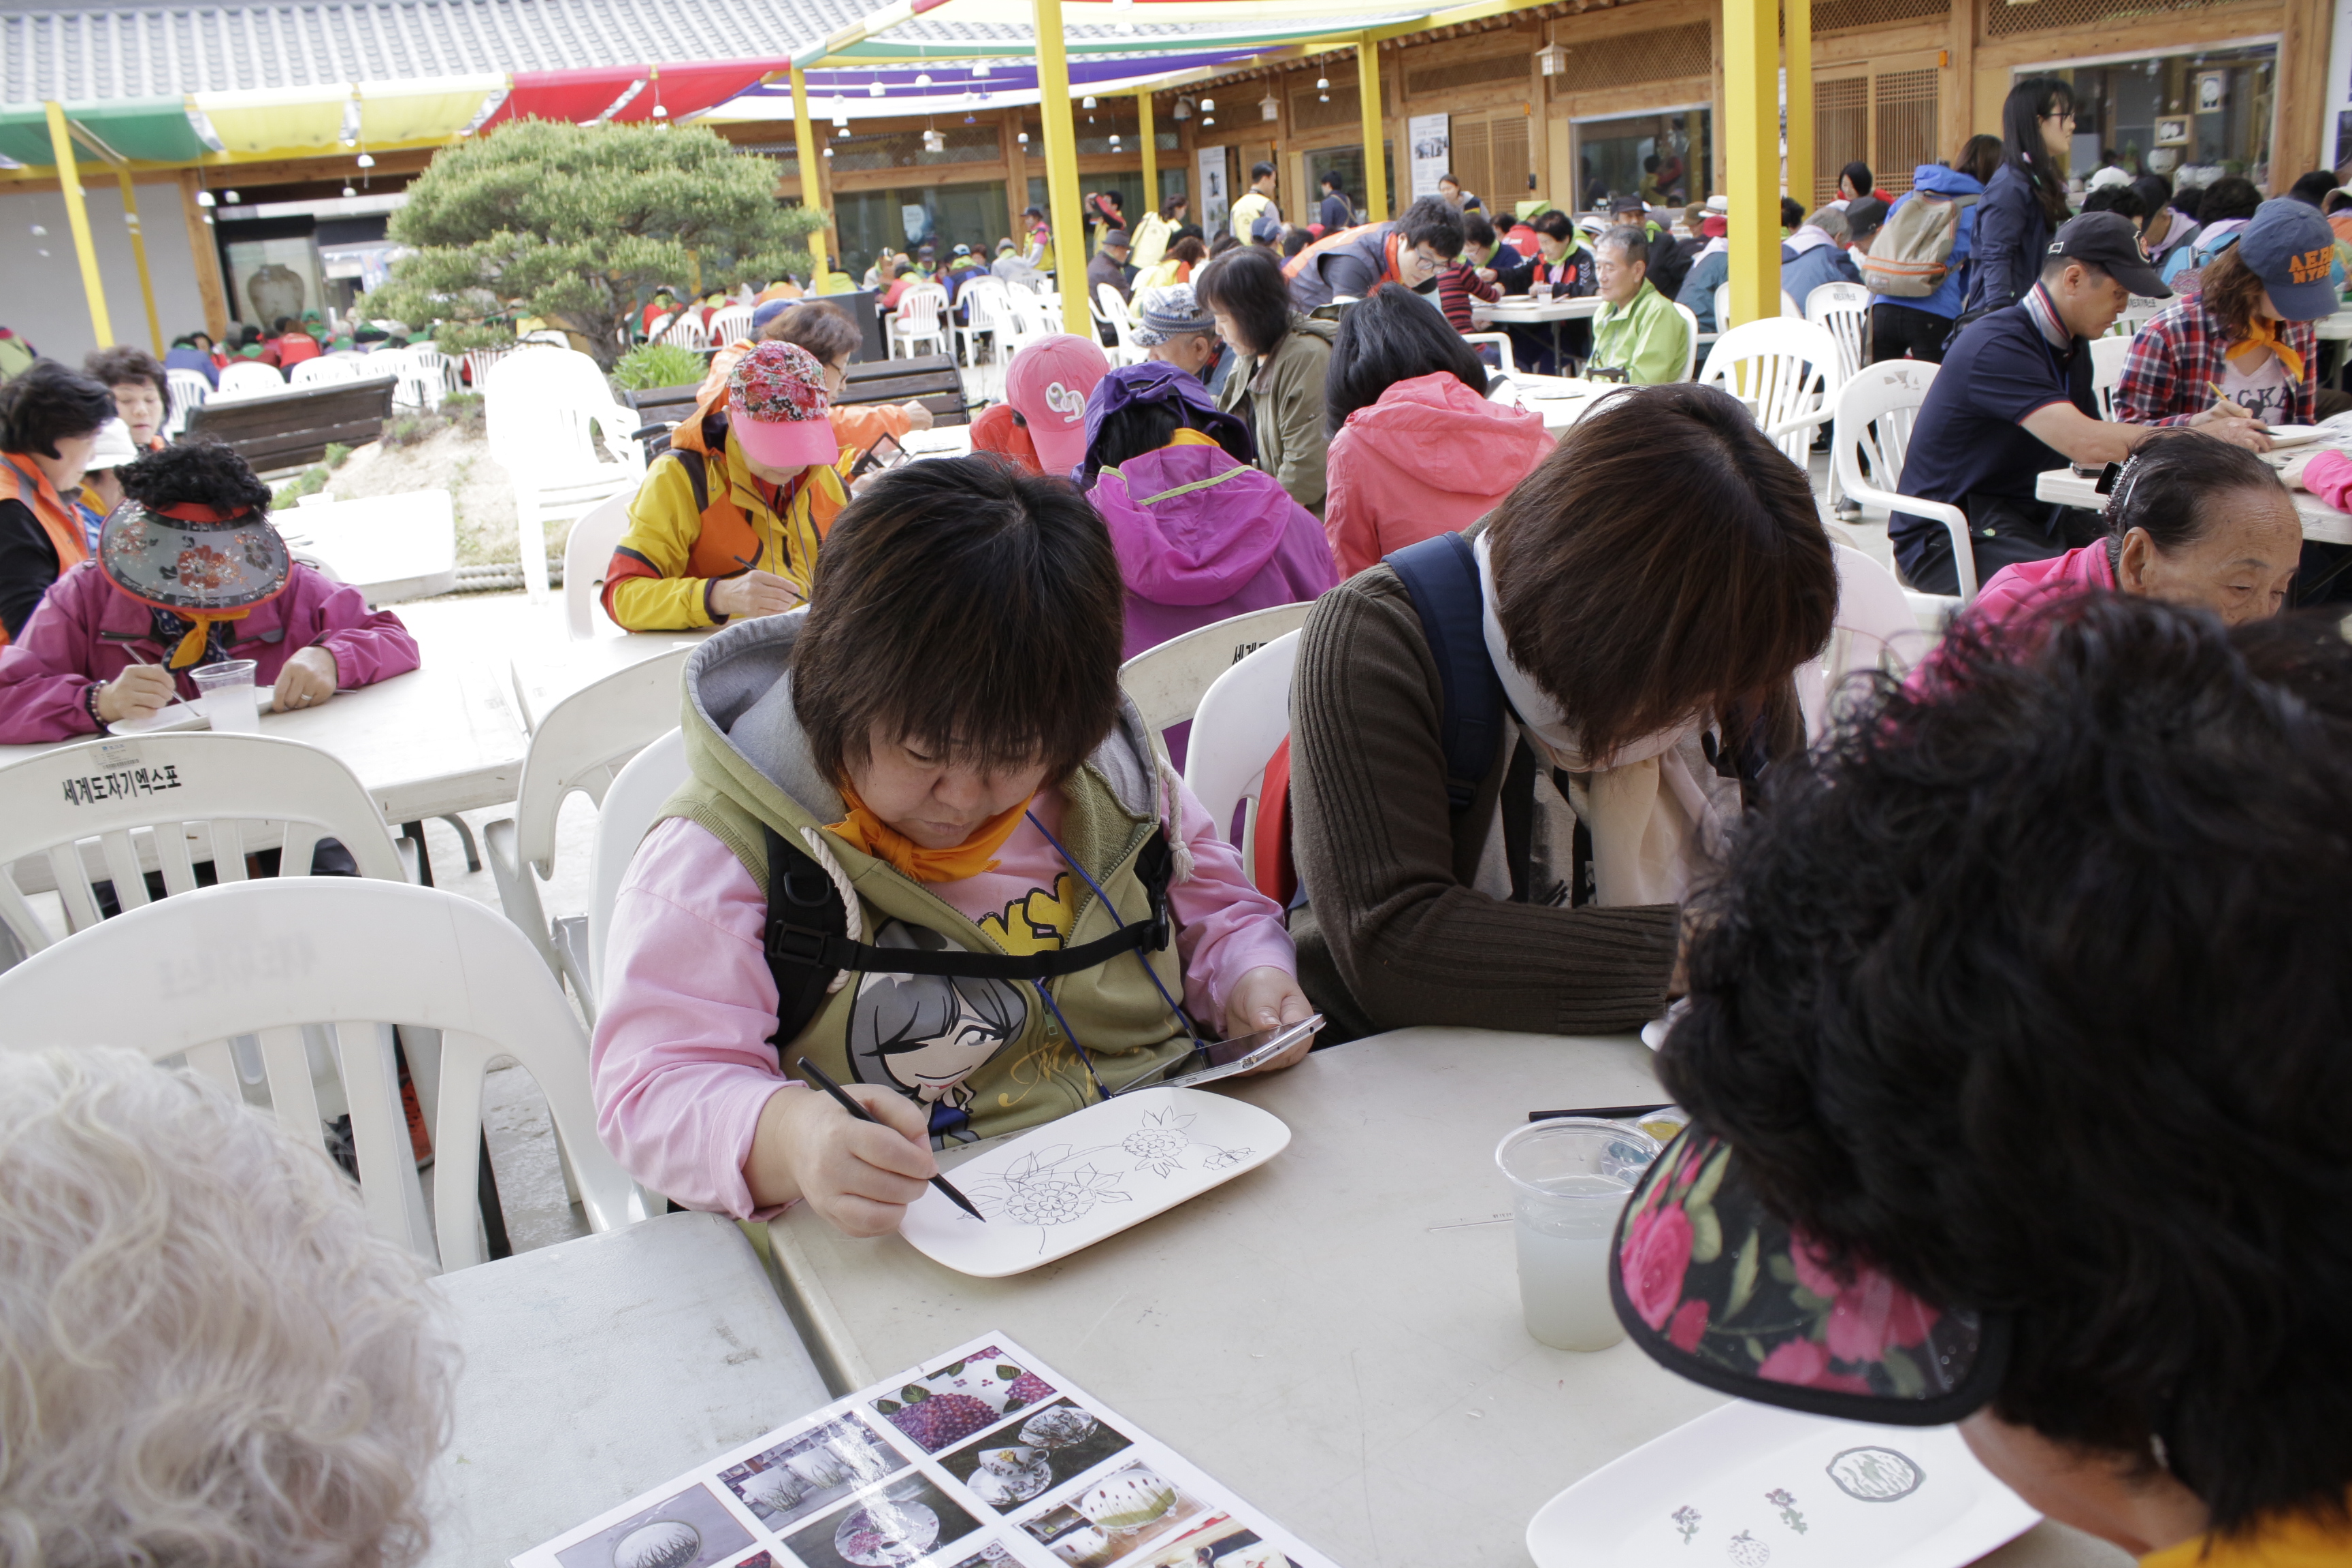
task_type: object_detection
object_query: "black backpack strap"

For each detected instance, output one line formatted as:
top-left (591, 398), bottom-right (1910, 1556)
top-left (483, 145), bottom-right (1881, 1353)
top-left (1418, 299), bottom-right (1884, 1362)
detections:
top-left (1384, 531), bottom-right (1507, 813)
top-left (764, 823), bottom-right (847, 1047)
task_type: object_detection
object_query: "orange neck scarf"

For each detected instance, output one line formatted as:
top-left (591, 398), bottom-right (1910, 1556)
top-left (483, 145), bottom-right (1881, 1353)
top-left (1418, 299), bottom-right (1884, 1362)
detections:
top-left (826, 785), bottom-right (1033, 883)
top-left (2226, 316), bottom-right (2304, 383)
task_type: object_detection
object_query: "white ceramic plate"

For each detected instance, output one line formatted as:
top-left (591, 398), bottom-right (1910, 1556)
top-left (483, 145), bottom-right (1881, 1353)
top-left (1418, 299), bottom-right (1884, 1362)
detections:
top-left (898, 1087), bottom-right (1290, 1278)
top-left (1526, 1401), bottom-right (2038, 1568)
top-left (2262, 425), bottom-right (2328, 448)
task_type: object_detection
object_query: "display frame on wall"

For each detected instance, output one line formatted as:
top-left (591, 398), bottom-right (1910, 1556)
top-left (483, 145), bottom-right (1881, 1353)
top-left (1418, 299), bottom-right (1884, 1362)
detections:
top-left (2155, 116), bottom-right (2190, 145)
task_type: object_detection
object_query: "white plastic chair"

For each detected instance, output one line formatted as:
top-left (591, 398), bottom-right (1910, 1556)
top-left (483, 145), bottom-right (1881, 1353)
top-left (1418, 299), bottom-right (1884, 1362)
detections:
top-left (0, 732), bottom-right (408, 954)
top-left (1794, 544), bottom-right (1934, 738)
top-left (2090, 334), bottom-right (2134, 420)
top-left (290, 357), bottom-right (361, 387)
top-left (998, 287), bottom-right (1054, 361)
top-left (562, 493), bottom-right (636, 640)
top-left (707, 303), bottom-right (756, 344)
top-left (1714, 282), bottom-right (1803, 332)
top-left (215, 361), bottom-right (287, 400)
top-left (956, 277), bottom-right (1011, 365)
top-left (657, 314), bottom-right (711, 350)
top-left (1182, 630), bottom-right (1302, 856)
top-left (889, 283), bottom-right (951, 359)
top-left (484, 647), bottom-right (694, 1019)
top-left (585, 725), bottom-right (689, 1001)
top-left (1806, 281), bottom-right (1872, 385)
top-left (0, 877), bottom-right (649, 1272)
top-left (461, 344), bottom-right (521, 390)
top-left (1098, 283), bottom-right (1147, 367)
top-left (164, 368), bottom-right (212, 436)
top-left (1119, 602), bottom-right (1316, 740)
top-left (1669, 302), bottom-right (1701, 382)
top-left (382, 346), bottom-right (455, 412)
top-left (641, 312), bottom-right (675, 344)
top-left (483, 347), bottom-right (647, 602)
top-left (1830, 358), bottom-right (1977, 607)
top-left (1698, 317), bottom-right (1843, 466)
top-left (1462, 333), bottom-right (1518, 374)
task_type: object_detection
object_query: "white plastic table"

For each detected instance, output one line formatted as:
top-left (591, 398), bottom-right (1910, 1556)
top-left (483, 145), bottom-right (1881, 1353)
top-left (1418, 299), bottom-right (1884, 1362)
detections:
top-left (2036, 457), bottom-right (2352, 546)
top-left (1472, 295), bottom-right (1607, 326)
top-left (767, 1026), bottom-right (2128, 1568)
top-left (510, 629), bottom-right (710, 732)
top-left (278, 490), bottom-right (459, 604)
top-left (421, 1212), bottom-right (831, 1568)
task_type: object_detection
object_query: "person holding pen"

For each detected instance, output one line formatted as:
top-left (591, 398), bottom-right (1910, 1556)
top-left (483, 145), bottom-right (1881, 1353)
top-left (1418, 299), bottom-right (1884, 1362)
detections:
top-left (1886, 212), bottom-right (2270, 599)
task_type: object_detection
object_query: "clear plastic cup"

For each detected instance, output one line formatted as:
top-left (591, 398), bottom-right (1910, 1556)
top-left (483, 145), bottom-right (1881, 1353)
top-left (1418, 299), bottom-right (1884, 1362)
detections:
top-left (1495, 1118), bottom-right (1661, 1351)
top-left (191, 659), bottom-right (261, 733)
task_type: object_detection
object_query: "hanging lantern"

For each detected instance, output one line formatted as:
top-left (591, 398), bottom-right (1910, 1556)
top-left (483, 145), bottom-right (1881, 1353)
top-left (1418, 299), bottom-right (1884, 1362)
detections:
top-left (1082, 95), bottom-right (1097, 109)
top-left (224, 190), bottom-right (240, 203)
top-left (1316, 76), bottom-right (1330, 91)
top-left (1260, 89), bottom-right (1279, 121)
top-left (1017, 130), bottom-right (1030, 144)
top-left (1537, 42), bottom-right (1567, 76)
top-left (1198, 97), bottom-right (1215, 111)
top-left (356, 151), bottom-right (376, 167)
top-left (838, 123), bottom-right (851, 137)
top-left (1201, 114), bottom-right (1214, 126)
top-left (342, 184), bottom-right (357, 197)
top-left (195, 189), bottom-right (216, 207)
top-left (973, 62), bottom-right (991, 78)
top-left (915, 72), bottom-right (932, 86)
top-left (868, 80), bottom-right (885, 97)
top-left (1172, 97), bottom-right (1192, 120)
top-left (822, 146), bottom-right (833, 157)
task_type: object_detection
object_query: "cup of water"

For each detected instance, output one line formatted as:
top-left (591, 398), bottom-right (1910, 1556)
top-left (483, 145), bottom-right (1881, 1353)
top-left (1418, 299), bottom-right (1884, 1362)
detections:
top-left (190, 659), bottom-right (261, 734)
top-left (1495, 1118), bottom-right (1661, 1351)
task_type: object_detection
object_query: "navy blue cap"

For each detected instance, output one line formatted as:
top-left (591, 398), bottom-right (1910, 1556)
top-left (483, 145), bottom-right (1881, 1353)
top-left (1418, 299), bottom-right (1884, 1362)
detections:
top-left (2235, 197), bottom-right (2343, 321)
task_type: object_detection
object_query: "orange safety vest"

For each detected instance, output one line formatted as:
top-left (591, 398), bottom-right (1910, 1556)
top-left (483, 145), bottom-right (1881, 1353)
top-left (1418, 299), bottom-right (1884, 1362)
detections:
top-left (1282, 225), bottom-right (1405, 293)
top-left (0, 451), bottom-right (92, 649)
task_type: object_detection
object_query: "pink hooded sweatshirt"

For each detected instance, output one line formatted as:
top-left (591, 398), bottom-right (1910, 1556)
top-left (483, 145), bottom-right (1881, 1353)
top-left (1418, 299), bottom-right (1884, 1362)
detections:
top-left (1090, 438), bottom-right (1338, 662)
top-left (0, 559), bottom-right (420, 742)
top-left (1970, 542), bottom-right (2117, 628)
top-left (1322, 372), bottom-right (1555, 578)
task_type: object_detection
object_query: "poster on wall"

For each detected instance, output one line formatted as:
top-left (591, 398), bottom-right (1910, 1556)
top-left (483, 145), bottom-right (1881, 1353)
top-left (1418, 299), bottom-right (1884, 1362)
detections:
top-left (1409, 114), bottom-right (1452, 199)
top-left (1196, 146), bottom-right (1230, 230)
top-left (223, 237), bottom-right (326, 333)
top-left (2334, 0), bottom-right (2352, 169)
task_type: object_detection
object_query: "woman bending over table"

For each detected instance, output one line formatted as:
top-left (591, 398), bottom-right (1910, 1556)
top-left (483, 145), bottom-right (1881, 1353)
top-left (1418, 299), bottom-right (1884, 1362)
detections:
top-left (591, 456), bottom-right (1310, 1238)
top-left (1286, 382), bottom-right (1835, 1043)
top-left (0, 439), bottom-right (419, 744)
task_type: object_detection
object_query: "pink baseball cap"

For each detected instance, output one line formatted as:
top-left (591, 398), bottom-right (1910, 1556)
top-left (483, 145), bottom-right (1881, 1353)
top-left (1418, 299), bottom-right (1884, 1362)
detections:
top-left (727, 341), bottom-right (841, 471)
top-left (1005, 334), bottom-right (1109, 478)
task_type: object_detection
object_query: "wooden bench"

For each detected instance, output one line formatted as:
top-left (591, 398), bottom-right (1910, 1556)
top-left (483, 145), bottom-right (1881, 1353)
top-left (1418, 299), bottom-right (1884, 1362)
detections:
top-left (183, 378), bottom-right (398, 474)
top-left (841, 355), bottom-right (968, 426)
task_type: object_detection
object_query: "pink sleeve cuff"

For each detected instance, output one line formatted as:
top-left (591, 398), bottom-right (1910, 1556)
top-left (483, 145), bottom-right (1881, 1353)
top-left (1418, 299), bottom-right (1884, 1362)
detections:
top-left (2303, 447), bottom-right (2352, 510)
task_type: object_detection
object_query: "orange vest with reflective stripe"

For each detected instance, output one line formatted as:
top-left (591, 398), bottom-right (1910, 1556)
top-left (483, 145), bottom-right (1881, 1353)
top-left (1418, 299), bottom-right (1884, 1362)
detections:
top-left (0, 451), bottom-right (91, 649)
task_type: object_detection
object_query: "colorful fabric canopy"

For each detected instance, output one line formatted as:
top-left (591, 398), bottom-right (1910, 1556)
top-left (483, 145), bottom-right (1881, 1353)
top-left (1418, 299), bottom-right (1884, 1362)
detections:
top-left (357, 75), bottom-right (508, 144)
top-left (0, 98), bottom-right (219, 167)
top-left (478, 59), bottom-right (785, 131)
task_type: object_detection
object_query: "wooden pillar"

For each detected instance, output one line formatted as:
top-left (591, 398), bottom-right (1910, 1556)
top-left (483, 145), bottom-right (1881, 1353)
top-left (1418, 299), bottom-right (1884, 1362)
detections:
top-left (178, 171), bottom-right (231, 340)
top-left (1033, 0), bottom-right (1090, 333)
top-left (1785, 0), bottom-right (1813, 207)
top-left (789, 67), bottom-right (838, 267)
top-left (44, 103), bottom-right (113, 347)
top-left (1001, 111), bottom-right (1028, 239)
top-left (116, 170), bottom-right (164, 354)
top-left (1720, 0), bottom-right (1780, 327)
top-left (1358, 34), bottom-right (1388, 222)
top-left (1139, 91), bottom-right (1158, 212)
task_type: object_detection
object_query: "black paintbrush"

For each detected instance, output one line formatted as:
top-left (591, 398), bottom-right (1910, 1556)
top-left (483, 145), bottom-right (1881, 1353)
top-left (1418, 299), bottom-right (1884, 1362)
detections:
top-left (1528, 1103), bottom-right (1674, 1123)
top-left (796, 1056), bottom-right (986, 1222)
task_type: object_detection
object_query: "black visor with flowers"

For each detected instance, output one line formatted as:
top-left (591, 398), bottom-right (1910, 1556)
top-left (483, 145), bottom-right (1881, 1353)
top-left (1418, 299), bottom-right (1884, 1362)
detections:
top-left (1610, 1126), bottom-right (2010, 1426)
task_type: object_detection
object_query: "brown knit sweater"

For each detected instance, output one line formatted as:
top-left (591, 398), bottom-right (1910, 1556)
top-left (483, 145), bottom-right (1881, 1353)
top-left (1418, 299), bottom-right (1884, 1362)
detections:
top-left (1287, 563), bottom-right (1683, 1042)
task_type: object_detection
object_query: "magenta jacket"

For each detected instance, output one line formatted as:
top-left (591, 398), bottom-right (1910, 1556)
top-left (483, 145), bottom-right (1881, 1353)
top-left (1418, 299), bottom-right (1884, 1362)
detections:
top-left (1089, 438), bottom-right (1337, 662)
top-left (0, 559), bottom-right (421, 742)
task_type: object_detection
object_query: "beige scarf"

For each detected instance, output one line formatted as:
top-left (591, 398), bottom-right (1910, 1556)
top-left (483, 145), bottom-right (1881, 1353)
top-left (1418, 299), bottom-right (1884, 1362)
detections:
top-left (1475, 534), bottom-right (1729, 906)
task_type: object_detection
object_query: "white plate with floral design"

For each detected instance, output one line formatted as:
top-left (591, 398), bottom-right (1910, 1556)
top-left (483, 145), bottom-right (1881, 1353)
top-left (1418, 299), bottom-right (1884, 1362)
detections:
top-left (1525, 1401), bottom-right (2038, 1568)
top-left (898, 1087), bottom-right (1290, 1277)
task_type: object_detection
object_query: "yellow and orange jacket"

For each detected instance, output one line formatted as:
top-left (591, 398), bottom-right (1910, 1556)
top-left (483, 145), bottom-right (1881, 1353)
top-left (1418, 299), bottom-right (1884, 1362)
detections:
top-left (699, 341), bottom-right (923, 460)
top-left (602, 394), bottom-right (848, 632)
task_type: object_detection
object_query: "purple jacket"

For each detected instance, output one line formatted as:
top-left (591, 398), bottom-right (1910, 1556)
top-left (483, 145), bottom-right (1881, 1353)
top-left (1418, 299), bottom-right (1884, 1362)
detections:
top-left (1090, 438), bottom-right (1338, 662)
top-left (0, 559), bottom-right (421, 742)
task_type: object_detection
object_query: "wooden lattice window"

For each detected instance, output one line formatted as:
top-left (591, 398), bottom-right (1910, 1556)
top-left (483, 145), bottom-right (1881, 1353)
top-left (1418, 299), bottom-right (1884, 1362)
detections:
top-left (1814, 77), bottom-right (1869, 206)
top-left (1290, 69), bottom-right (1362, 132)
top-left (1811, 70), bottom-right (1938, 205)
top-left (1405, 48), bottom-right (1535, 97)
top-left (1812, 0), bottom-right (1950, 30)
top-left (1439, 112), bottom-right (1535, 208)
top-left (1987, 0), bottom-right (2236, 35)
top-left (1544, 24), bottom-right (1714, 93)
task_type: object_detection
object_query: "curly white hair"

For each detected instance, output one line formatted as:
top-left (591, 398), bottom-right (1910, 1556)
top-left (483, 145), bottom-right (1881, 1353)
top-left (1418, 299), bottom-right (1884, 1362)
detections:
top-left (0, 1047), bottom-right (456, 1568)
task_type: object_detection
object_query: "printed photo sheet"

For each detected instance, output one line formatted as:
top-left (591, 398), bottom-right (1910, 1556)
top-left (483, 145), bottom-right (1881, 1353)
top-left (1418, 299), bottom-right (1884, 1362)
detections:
top-left (512, 1332), bottom-right (1337, 1568)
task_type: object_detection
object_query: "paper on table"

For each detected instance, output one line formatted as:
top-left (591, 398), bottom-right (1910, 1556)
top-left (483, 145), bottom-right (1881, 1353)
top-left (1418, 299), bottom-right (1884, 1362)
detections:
top-left (510, 1331), bottom-right (1337, 1568)
top-left (107, 685), bottom-right (272, 736)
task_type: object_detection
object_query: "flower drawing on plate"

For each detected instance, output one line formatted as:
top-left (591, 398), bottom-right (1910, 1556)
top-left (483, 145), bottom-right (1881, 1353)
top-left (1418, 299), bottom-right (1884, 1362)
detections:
top-left (965, 1145), bottom-right (1132, 1250)
top-left (1765, 1489), bottom-right (1806, 1534)
top-left (1671, 1505), bottom-right (1701, 1544)
top-left (1120, 1108), bottom-right (1195, 1176)
top-left (1827, 1446), bottom-right (1925, 1502)
top-left (1725, 1529), bottom-right (1770, 1567)
top-left (1199, 1145), bottom-right (1253, 1171)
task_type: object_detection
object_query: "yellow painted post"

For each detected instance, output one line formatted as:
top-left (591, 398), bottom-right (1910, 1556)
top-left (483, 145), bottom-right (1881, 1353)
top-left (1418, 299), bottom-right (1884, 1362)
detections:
top-left (44, 103), bottom-right (114, 347)
top-left (116, 169), bottom-right (163, 354)
top-left (1785, 0), bottom-right (1813, 212)
top-left (1719, 0), bottom-right (1778, 328)
top-left (1357, 35), bottom-right (1388, 223)
top-left (1033, 0), bottom-right (1089, 335)
top-left (1138, 91), bottom-right (1158, 213)
top-left (789, 66), bottom-right (836, 268)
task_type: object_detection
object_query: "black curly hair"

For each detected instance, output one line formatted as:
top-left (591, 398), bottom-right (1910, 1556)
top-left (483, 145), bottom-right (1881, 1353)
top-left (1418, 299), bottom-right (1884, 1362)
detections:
top-left (115, 437), bottom-right (273, 517)
top-left (1661, 593), bottom-right (2352, 1537)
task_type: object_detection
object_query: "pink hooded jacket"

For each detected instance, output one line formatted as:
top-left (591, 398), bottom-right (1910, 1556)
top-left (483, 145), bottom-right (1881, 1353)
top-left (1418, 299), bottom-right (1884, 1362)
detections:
top-left (0, 559), bottom-right (421, 742)
top-left (1970, 542), bottom-right (2118, 627)
top-left (1322, 372), bottom-right (1556, 578)
top-left (1090, 438), bottom-right (1337, 662)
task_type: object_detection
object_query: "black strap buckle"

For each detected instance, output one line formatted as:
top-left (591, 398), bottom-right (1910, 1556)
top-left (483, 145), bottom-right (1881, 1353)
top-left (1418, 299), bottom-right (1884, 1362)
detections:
top-left (765, 921), bottom-right (836, 966)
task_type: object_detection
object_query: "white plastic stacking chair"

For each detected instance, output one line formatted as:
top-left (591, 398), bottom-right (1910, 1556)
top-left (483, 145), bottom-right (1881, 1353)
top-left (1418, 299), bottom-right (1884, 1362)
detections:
top-left (659, 313), bottom-right (710, 350)
top-left (1462, 333), bottom-right (1518, 373)
top-left (889, 282), bottom-right (951, 359)
top-left (1669, 302), bottom-right (1701, 382)
top-left (1806, 281), bottom-right (1872, 385)
top-left (2091, 334), bottom-right (2134, 420)
top-left (483, 347), bottom-right (647, 602)
top-left (1183, 630), bottom-right (1302, 858)
top-left (1830, 358), bottom-right (1977, 609)
top-left (562, 493), bottom-right (636, 640)
top-left (461, 343), bottom-right (520, 391)
top-left (0, 877), bottom-right (651, 1271)
top-left (1698, 317), bottom-right (1844, 466)
top-left (707, 303), bottom-right (756, 344)
top-left (641, 312), bottom-right (674, 344)
top-left (216, 361), bottom-right (287, 400)
top-left (164, 368), bottom-right (212, 436)
top-left (585, 726), bottom-right (689, 1002)
top-left (0, 732), bottom-right (407, 956)
top-left (956, 277), bottom-right (1010, 365)
top-left (291, 357), bottom-right (362, 387)
top-left (1099, 284), bottom-right (1148, 367)
top-left (485, 647), bottom-right (693, 1019)
top-left (998, 287), bottom-right (1054, 361)
top-left (1794, 544), bottom-right (1935, 738)
top-left (1714, 282), bottom-right (1803, 331)
top-left (1119, 602), bottom-right (1316, 744)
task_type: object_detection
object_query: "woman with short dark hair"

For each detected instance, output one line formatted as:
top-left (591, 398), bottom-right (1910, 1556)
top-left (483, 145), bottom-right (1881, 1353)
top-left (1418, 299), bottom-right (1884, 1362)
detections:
top-left (1321, 287), bottom-right (1549, 577)
top-left (81, 345), bottom-right (170, 452)
top-left (0, 361), bottom-right (113, 644)
top-left (1195, 246), bottom-right (1337, 515)
top-left (1288, 383), bottom-right (1835, 1041)
top-left (1961, 76), bottom-right (2076, 315)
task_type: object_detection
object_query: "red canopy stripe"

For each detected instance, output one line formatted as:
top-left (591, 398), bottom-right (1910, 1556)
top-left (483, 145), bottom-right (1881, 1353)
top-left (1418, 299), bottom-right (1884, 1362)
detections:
top-left (479, 60), bottom-right (785, 130)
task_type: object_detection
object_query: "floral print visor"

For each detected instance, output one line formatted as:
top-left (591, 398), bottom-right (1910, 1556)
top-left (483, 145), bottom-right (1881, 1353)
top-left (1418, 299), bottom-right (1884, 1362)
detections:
top-left (98, 500), bottom-right (290, 615)
top-left (1610, 1126), bottom-right (2010, 1426)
